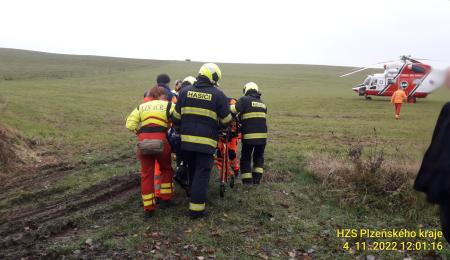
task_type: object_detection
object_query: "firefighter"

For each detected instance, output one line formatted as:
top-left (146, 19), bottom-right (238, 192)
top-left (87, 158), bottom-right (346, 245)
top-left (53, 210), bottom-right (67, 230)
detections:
top-left (126, 86), bottom-right (174, 219)
top-left (172, 63), bottom-right (232, 219)
top-left (180, 76), bottom-right (197, 92)
top-left (391, 86), bottom-right (407, 119)
top-left (231, 82), bottom-right (267, 185)
top-left (172, 76), bottom-right (198, 192)
top-left (171, 77), bottom-right (197, 104)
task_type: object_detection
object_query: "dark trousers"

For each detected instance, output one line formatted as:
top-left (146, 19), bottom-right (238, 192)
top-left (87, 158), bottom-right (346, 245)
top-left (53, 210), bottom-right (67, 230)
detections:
top-left (183, 151), bottom-right (214, 215)
top-left (176, 150), bottom-right (184, 167)
top-left (441, 204), bottom-right (450, 244)
top-left (240, 143), bottom-right (266, 184)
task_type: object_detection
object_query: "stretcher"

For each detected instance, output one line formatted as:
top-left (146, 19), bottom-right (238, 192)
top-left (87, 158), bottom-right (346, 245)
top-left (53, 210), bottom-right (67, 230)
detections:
top-left (214, 119), bottom-right (241, 197)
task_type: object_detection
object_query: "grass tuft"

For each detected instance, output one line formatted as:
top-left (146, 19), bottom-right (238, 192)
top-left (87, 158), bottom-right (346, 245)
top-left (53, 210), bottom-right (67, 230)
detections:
top-left (308, 139), bottom-right (423, 214)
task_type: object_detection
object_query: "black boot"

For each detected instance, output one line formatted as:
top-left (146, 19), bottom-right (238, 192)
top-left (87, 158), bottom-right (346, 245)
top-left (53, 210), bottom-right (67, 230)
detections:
top-left (253, 173), bottom-right (262, 185)
top-left (242, 178), bottom-right (253, 186)
top-left (159, 200), bottom-right (175, 209)
top-left (188, 210), bottom-right (208, 220)
top-left (144, 210), bottom-right (154, 220)
top-left (174, 166), bottom-right (190, 191)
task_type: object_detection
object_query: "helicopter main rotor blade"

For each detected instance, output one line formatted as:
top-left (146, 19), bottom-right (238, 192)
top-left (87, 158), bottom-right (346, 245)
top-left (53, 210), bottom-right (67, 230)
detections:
top-left (407, 57), bottom-right (422, 63)
top-left (340, 67), bottom-right (371, 77)
top-left (401, 55), bottom-right (439, 63)
top-left (410, 58), bottom-right (442, 63)
top-left (374, 59), bottom-right (398, 64)
top-left (340, 56), bottom-right (443, 78)
top-left (340, 60), bottom-right (396, 77)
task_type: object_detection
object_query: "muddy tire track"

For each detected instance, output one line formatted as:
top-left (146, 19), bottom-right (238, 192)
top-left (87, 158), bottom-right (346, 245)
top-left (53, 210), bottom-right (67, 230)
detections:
top-left (3, 173), bottom-right (139, 227)
top-left (0, 152), bottom-right (140, 258)
top-left (0, 173), bottom-right (139, 258)
top-left (0, 153), bottom-right (134, 201)
top-left (0, 173), bottom-right (140, 258)
top-left (0, 188), bottom-right (138, 259)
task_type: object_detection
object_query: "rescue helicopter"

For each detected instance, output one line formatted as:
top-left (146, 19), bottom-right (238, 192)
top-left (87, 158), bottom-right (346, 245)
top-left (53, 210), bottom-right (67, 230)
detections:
top-left (340, 55), bottom-right (447, 103)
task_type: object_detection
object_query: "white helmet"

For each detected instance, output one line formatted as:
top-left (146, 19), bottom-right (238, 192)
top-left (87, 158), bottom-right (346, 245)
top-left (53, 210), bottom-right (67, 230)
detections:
top-left (243, 82), bottom-right (260, 95)
top-left (183, 76), bottom-right (197, 85)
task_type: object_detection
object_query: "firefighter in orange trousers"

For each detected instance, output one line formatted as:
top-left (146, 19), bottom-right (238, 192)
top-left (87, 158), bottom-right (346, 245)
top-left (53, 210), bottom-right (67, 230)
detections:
top-left (216, 98), bottom-right (240, 176)
top-left (391, 86), bottom-right (407, 119)
top-left (126, 86), bottom-right (174, 219)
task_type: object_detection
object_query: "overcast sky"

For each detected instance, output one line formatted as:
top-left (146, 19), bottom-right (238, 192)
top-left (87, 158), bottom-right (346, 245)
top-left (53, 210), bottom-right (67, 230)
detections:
top-left (1, 0), bottom-right (449, 67)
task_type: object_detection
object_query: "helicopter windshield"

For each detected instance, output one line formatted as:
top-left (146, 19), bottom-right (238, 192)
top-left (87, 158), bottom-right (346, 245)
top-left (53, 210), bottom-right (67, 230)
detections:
top-left (363, 76), bottom-right (372, 86)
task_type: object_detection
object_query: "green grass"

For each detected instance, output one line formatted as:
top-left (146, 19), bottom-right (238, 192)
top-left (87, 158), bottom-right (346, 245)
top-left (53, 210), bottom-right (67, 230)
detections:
top-left (1, 48), bottom-right (449, 259)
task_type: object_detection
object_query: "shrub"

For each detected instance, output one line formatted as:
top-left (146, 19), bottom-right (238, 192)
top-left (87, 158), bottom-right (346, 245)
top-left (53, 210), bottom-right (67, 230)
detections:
top-left (308, 129), bottom-right (422, 213)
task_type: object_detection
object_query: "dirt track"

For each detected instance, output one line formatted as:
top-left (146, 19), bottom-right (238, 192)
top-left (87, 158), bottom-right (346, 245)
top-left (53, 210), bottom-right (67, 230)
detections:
top-left (0, 124), bottom-right (145, 258)
top-left (0, 158), bottom-right (140, 259)
top-left (0, 153), bottom-right (133, 196)
top-left (4, 173), bottom-right (139, 225)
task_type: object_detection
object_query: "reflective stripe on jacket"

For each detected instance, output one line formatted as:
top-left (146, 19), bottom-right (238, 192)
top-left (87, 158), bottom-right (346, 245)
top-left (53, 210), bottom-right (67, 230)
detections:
top-left (126, 99), bottom-right (173, 133)
top-left (231, 93), bottom-right (268, 145)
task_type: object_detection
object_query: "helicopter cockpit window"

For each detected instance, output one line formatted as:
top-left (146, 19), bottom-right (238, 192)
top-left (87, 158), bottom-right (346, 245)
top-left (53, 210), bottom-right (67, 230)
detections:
top-left (363, 77), bottom-right (371, 85)
top-left (372, 79), bottom-right (378, 86)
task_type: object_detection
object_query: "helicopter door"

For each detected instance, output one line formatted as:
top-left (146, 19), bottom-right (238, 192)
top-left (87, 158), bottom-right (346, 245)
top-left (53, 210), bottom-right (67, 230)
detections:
top-left (363, 76), bottom-right (372, 86)
top-left (369, 79), bottom-right (378, 90)
top-left (369, 78), bottom-right (385, 90)
top-left (378, 79), bottom-right (385, 89)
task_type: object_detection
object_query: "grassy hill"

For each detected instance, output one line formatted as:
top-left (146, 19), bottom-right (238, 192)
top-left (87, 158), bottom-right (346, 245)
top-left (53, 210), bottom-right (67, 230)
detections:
top-left (0, 48), bottom-right (449, 259)
top-left (0, 48), bottom-right (164, 80)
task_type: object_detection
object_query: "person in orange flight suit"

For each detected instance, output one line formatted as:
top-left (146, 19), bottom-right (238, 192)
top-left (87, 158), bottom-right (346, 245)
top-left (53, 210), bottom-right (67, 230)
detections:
top-left (391, 86), bottom-right (408, 119)
top-left (216, 98), bottom-right (240, 176)
top-left (126, 86), bottom-right (174, 219)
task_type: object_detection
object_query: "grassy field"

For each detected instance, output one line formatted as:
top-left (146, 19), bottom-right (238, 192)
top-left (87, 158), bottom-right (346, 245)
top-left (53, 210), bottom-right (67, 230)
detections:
top-left (1, 48), bottom-right (449, 259)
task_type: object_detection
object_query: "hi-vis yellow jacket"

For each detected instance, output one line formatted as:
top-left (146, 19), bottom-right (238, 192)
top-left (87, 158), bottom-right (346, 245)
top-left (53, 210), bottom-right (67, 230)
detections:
top-left (126, 100), bottom-right (174, 134)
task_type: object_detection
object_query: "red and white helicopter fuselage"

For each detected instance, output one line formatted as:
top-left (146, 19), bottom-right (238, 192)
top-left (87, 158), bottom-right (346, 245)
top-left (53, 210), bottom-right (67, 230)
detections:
top-left (346, 57), bottom-right (447, 102)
